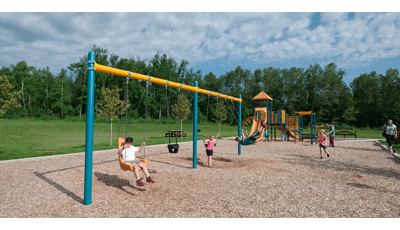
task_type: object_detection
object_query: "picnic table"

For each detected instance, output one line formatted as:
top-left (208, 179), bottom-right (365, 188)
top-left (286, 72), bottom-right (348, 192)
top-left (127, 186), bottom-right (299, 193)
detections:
top-left (335, 129), bottom-right (357, 139)
top-left (165, 130), bottom-right (187, 137)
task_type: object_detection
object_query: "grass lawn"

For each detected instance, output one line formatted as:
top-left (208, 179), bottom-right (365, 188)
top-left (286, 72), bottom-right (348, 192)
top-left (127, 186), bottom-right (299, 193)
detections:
top-left (312, 126), bottom-right (383, 139)
top-left (0, 118), bottom-right (240, 161)
top-left (0, 118), bottom-right (389, 161)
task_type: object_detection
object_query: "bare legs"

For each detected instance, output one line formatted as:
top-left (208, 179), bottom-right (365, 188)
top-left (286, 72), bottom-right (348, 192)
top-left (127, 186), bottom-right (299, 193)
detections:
top-left (131, 162), bottom-right (150, 180)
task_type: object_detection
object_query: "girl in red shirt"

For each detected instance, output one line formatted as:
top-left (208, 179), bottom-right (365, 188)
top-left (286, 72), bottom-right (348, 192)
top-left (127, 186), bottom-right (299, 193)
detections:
top-left (318, 129), bottom-right (331, 159)
top-left (203, 133), bottom-right (219, 168)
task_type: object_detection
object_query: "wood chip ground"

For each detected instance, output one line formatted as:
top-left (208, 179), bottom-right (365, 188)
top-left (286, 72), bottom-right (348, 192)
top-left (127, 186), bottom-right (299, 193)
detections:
top-left (1, 138), bottom-right (399, 218)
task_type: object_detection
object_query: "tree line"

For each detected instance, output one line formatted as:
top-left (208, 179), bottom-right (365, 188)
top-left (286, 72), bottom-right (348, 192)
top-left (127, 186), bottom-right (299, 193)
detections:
top-left (1, 45), bottom-right (399, 128)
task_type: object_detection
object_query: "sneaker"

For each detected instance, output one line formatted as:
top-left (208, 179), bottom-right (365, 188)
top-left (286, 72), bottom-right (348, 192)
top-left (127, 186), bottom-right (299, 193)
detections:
top-left (327, 154), bottom-right (329, 157)
top-left (208, 165), bottom-right (213, 168)
top-left (146, 177), bottom-right (155, 183)
top-left (136, 179), bottom-right (145, 187)
top-left (320, 157), bottom-right (323, 159)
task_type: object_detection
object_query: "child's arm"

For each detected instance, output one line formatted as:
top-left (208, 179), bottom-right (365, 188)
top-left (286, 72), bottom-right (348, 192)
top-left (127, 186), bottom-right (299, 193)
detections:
top-left (203, 135), bottom-right (206, 143)
top-left (326, 131), bottom-right (333, 135)
top-left (137, 142), bottom-right (146, 153)
top-left (245, 130), bottom-right (249, 138)
top-left (241, 129), bottom-right (245, 140)
top-left (216, 133), bottom-right (219, 139)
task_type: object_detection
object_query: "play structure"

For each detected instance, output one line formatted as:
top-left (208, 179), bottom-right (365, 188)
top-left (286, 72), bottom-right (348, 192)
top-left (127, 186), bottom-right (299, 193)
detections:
top-left (241, 91), bottom-right (319, 144)
top-left (83, 51), bottom-right (242, 205)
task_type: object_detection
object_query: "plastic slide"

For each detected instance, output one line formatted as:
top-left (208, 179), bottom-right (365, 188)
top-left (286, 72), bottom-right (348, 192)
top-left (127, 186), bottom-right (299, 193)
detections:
top-left (276, 126), bottom-right (299, 139)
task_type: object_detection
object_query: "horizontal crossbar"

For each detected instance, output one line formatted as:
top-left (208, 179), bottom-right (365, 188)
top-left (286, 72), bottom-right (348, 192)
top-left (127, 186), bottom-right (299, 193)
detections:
top-left (93, 62), bottom-right (242, 103)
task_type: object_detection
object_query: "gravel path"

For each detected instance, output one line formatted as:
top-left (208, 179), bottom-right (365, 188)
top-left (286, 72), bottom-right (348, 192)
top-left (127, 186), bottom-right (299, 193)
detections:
top-left (1, 138), bottom-right (399, 218)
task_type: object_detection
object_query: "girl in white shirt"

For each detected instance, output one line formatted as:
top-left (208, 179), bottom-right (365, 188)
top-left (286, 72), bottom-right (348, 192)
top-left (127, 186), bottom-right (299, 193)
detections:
top-left (118, 137), bottom-right (155, 186)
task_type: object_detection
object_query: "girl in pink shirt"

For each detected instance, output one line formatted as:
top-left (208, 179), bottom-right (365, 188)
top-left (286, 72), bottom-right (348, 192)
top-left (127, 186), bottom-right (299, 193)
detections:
top-left (318, 129), bottom-right (331, 159)
top-left (203, 133), bottom-right (219, 168)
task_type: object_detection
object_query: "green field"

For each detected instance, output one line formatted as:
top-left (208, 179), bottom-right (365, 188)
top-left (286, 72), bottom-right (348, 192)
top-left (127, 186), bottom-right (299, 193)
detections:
top-left (0, 118), bottom-right (392, 161)
top-left (0, 118), bottom-right (240, 161)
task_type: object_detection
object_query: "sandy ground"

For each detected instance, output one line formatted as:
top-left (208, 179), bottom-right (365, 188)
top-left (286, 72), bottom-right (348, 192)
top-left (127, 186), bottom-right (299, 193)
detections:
top-left (0, 137), bottom-right (399, 218)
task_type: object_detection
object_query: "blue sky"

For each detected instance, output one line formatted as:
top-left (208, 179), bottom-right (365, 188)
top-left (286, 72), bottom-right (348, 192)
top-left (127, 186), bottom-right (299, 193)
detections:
top-left (1, 6), bottom-right (400, 85)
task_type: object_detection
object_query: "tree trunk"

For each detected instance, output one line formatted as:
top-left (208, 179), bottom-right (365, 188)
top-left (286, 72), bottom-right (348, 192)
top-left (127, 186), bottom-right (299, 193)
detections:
top-left (111, 118), bottom-right (113, 145)
top-left (61, 84), bottom-right (64, 120)
top-left (46, 86), bottom-right (49, 115)
top-left (29, 96), bottom-right (32, 117)
top-left (79, 89), bottom-right (84, 118)
top-left (181, 120), bottom-right (183, 139)
top-left (21, 81), bottom-right (26, 116)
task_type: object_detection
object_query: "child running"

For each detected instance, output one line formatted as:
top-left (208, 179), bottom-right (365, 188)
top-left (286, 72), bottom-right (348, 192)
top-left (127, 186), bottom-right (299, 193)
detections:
top-left (235, 120), bottom-right (267, 145)
top-left (318, 129), bottom-right (332, 159)
top-left (203, 133), bottom-right (219, 168)
top-left (325, 122), bottom-right (335, 147)
top-left (118, 137), bottom-right (155, 187)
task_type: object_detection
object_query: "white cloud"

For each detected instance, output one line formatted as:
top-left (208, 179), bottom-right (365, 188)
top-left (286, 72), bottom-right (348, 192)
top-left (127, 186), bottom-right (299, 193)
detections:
top-left (0, 12), bottom-right (400, 74)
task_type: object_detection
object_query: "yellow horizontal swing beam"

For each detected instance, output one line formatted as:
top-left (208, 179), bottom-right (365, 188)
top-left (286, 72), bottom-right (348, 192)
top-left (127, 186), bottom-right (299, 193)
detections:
top-left (93, 62), bottom-right (242, 103)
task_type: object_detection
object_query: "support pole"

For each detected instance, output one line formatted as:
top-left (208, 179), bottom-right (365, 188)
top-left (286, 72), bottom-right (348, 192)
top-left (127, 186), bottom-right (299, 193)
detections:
top-left (311, 110), bottom-right (313, 145)
top-left (84, 51), bottom-right (95, 205)
top-left (266, 100), bottom-right (268, 141)
top-left (294, 111), bottom-right (296, 144)
top-left (238, 94), bottom-right (242, 155)
top-left (193, 81), bottom-right (198, 169)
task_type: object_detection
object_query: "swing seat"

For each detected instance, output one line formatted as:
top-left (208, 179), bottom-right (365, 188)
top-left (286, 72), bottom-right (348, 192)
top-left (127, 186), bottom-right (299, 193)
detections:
top-left (168, 144), bottom-right (179, 153)
top-left (118, 138), bottom-right (148, 171)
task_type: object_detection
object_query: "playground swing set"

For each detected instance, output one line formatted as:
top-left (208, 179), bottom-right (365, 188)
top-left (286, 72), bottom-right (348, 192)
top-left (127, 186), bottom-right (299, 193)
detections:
top-left (83, 53), bottom-right (334, 206)
top-left (83, 51), bottom-right (243, 205)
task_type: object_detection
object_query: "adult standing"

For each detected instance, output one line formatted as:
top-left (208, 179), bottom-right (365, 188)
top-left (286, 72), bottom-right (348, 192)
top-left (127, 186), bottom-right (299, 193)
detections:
top-left (381, 120), bottom-right (397, 153)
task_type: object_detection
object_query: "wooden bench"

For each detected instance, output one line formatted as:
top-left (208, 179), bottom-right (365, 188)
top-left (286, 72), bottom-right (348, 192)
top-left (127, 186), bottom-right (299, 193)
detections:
top-left (165, 130), bottom-right (187, 137)
top-left (335, 129), bottom-right (357, 139)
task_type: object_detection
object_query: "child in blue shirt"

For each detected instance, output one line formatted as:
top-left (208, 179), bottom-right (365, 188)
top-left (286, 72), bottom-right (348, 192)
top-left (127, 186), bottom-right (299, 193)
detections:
top-left (325, 122), bottom-right (335, 147)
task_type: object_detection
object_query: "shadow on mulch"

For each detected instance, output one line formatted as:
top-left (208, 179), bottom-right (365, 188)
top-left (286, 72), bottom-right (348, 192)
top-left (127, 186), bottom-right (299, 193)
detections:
top-left (33, 172), bottom-right (84, 204)
top-left (333, 144), bottom-right (382, 152)
top-left (182, 157), bottom-right (207, 167)
top-left (94, 172), bottom-right (145, 195)
top-left (149, 158), bottom-right (191, 169)
top-left (213, 157), bottom-right (232, 162)
top-left (346, 183), bottom-right (375, 189)
top-left (182, 157), bottom-right (249, 169)
top-left (346, 182), bottom-right (400, 195)
top-left (39, 159), bottom-right (117, 175)
top-left (387, 157), bottom-right (400, 165)
top-left (283, 154), bottom-right (400, 180)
